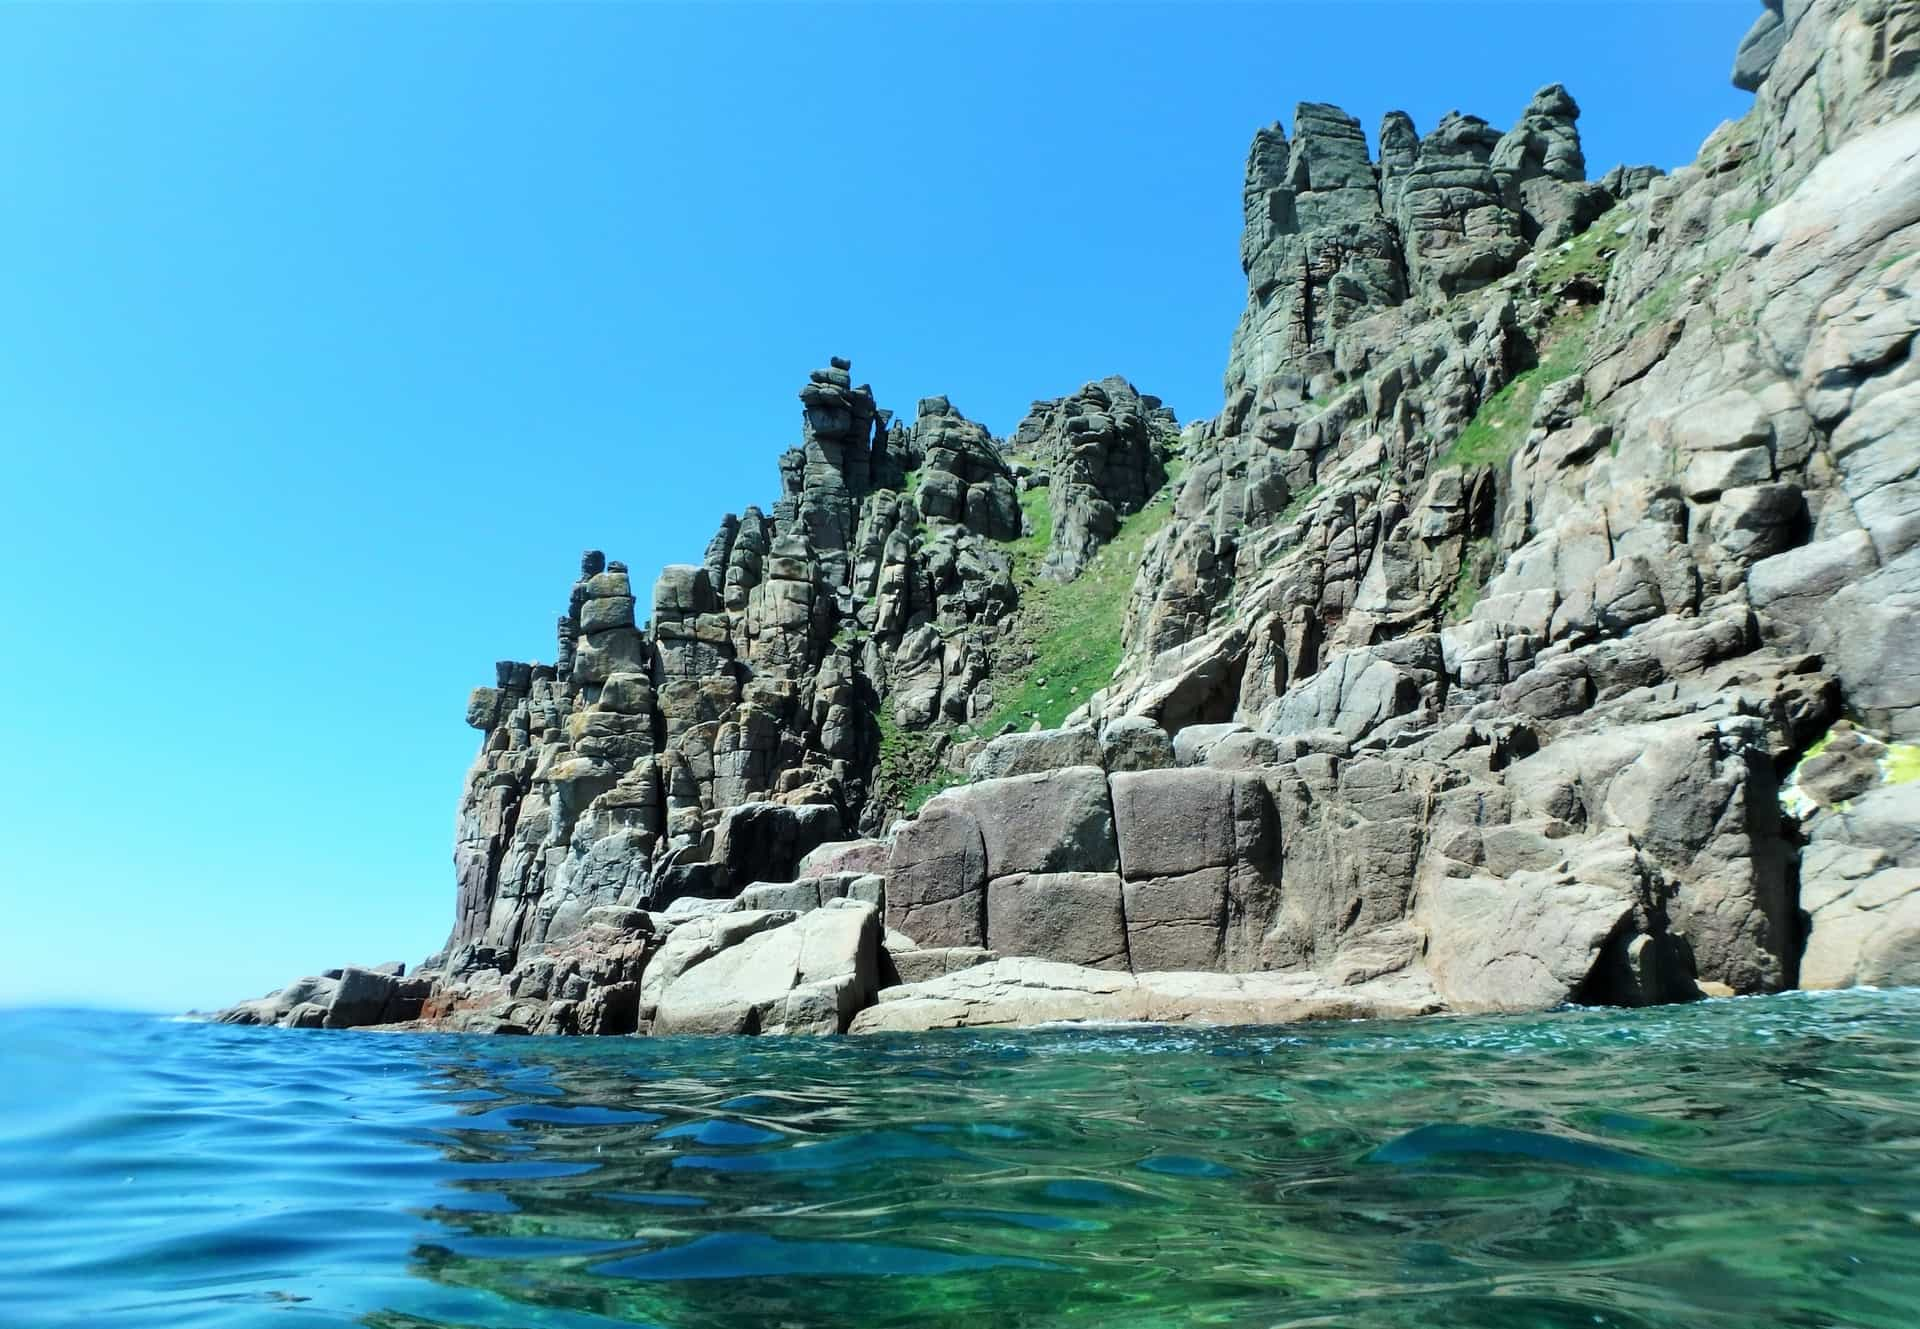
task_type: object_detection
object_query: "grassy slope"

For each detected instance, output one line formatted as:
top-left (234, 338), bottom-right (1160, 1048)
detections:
top-left (972, 460), bottom-right (1186, 738)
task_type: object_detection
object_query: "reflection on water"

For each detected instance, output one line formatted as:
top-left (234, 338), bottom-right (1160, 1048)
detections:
top-left (3, 991), bottom-right (1919, 1328)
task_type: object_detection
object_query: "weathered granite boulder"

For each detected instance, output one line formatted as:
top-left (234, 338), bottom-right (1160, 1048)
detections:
top-left (1417, 850), bottom-right (1641, 1013)
top-left (953, 767), bottom-right (1119, 878)
top-left (653, 900), bottom-right (881, 1035)
top-left (711, 802), bottom-right (843, 890)
top-left (1798, 775), bottom-right (1920, 988)
top-left (1099, 715), bottom-right (1175, 771)
top-left (967, 726), bottom-right (1104, 781)
top-left (637, 910), bottom-right (797, 1024)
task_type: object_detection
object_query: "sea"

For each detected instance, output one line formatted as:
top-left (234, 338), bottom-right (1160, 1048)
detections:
top-left (2, 990), bottom-right (1917, 1328)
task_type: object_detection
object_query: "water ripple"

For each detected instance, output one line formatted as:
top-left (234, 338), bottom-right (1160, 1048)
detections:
top-left (2, 992), bottom-right (1919, 1327)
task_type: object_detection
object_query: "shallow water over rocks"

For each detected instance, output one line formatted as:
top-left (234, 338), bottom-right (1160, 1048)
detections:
top-left (3, 992), bottom-right (1918, 1327)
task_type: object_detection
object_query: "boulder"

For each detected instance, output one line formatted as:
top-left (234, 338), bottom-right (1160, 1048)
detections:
top-left (323, 967), bottom-right (398, 1029)
top-left (637, 909), bottom-right (798, 1020)
top-left (711, 802), bottom-right (843, 888)
top-left (946, 767), bottom-right (1118, 877)
top-left (1172, 722), bottom-right (1251, 767)
top-left (1418, 863), bottom-right (1636, 1013)
top-left (732, 876), bottom-right (858, 914)
top-left (653, 901), bottom-right (881, 1036)
top-left (885, 945), bottom-right (999, 986)
top-left (1123, 867), bottom-right (1228, 971)
top-left (796, 839), bottom-right (892, 878)
top-left (1732, 1), bottom-right (1787, 92)
top-left (967, 726), bottom-right (1104, 781)
top-left (1799, 841), bottom-right (1920, 989)
top-left (1110, 768), bottom-right (1237, 879)
top-left (1098, 715), bottom-right (1175, 772)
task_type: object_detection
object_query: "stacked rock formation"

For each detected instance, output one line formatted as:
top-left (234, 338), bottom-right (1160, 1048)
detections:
top-left (220, 0), bottom-right (1920, 1037)
top-left (442, 362), bottom-right (1019, 974)
top-left (1229, 86), bottom-right (1648, 404)
top-left (1007, 378), bottom-right (1177, 580)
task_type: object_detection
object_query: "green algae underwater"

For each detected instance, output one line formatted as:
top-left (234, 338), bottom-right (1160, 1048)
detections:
top-left (2, 991), bottom-right (1917, 1328)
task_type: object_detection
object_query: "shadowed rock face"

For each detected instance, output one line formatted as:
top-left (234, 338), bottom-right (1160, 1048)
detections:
top-left (220, 0), bottom-right (1920, 1038)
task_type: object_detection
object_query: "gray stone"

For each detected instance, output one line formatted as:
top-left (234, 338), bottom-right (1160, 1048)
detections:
top-left (886, 945), bottom-right (999, 986)
top-left (1110, 768), bottom-right (1236, 879)
top-left (985, 872), bottom-right (1129, 970)
top-left (1418, 865), bottom-right (1636, 1013)
top-left (850, 958), bottom-right (1441, 1033)
top-left (1172, 723), bottom-right (1251, 767)
top-left (967, 727), bottom-right (1104, 781)
top-left (947, 767), bottom-right (1119, 878)
top-left (1732, 2), bottom-right (1787, 92)
top-left (653, 901), bottom-right (880, 1036)
top-left (1123, 868), bottom-right (1228, 971)
top-left (885, 796), bottom-right (988, 948)
top-left (1099, 715), bottom-right (1175, 772)
top-left (711, 802), bottom-right (843, 889)
top-left (324, 967), bottom-right (397, 1029)
top-left (637, 909), bottom-right (798, 1020)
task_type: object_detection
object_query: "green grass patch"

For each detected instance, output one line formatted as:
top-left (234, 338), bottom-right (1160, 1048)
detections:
top-left (1303, 386), bottom-right (1357, 416)
top-left (905, 770), bottom-right (965, 814)
top-left (1008, 483), bottom-right (1054, 582)
top-left (873, 706), bottom-right (965, 817)
top-left (1436, 312), bottom-right (1595, 471)
top-left (1879, 250), bottom-right (1916, 273)
top-left (1446, 538), bottom-right (1496, 623)
top-left (1279, 481), bottom-right (1323, 525)
top-left (1637, 276), bottom-right (1685, 329)
top-left (972, 463), bottom-right (1185, 734)
top-left (1802, 727), bottom-right (1835, 763)
top-left (1532, 206), bottom-right (1627, 291)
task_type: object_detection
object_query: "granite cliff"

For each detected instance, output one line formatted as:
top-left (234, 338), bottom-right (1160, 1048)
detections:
top-left (222, 0), bottom-right (1920, 1036)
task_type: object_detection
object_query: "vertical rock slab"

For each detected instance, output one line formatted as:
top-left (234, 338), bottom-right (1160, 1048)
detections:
top-left (985, 872), bottom-right (1130, 970)
top-left (1111, 767), bottom-right (1276, 971)
top-left (885, 796), bottom-right (989, 948)
top-left (1601, 719), bottom-right (1792, 992)
top-left (1110, 768), bottom-right (1235, 879)
top-left (1123, 867), bottom-right (1229, 971)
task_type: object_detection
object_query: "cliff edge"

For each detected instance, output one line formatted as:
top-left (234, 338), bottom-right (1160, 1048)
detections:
top-left (221, 0), bottom-right (1920, 1036)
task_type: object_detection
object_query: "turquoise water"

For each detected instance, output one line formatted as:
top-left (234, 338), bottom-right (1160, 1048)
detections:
top-left (3, 994), bottom-right (1919, 1328)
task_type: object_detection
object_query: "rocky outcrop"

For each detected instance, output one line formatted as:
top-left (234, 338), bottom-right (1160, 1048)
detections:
top-left (1228, 85), bottom-right (1655, 403)
top-left (219, 0), bottom-right (1920, 1039)
top-left (1007, 378), bottom-right (1177, 579)
top-left (851, 958), bottom-right (1441, 1033)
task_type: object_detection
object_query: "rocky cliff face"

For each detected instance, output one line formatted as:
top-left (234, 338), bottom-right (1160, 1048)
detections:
top-left (221, 0), bottom-right (1920, 1037)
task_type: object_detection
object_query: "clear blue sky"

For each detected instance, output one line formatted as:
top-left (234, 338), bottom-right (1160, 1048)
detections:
top-left (0, 2), bottom-right (1757, 1013)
